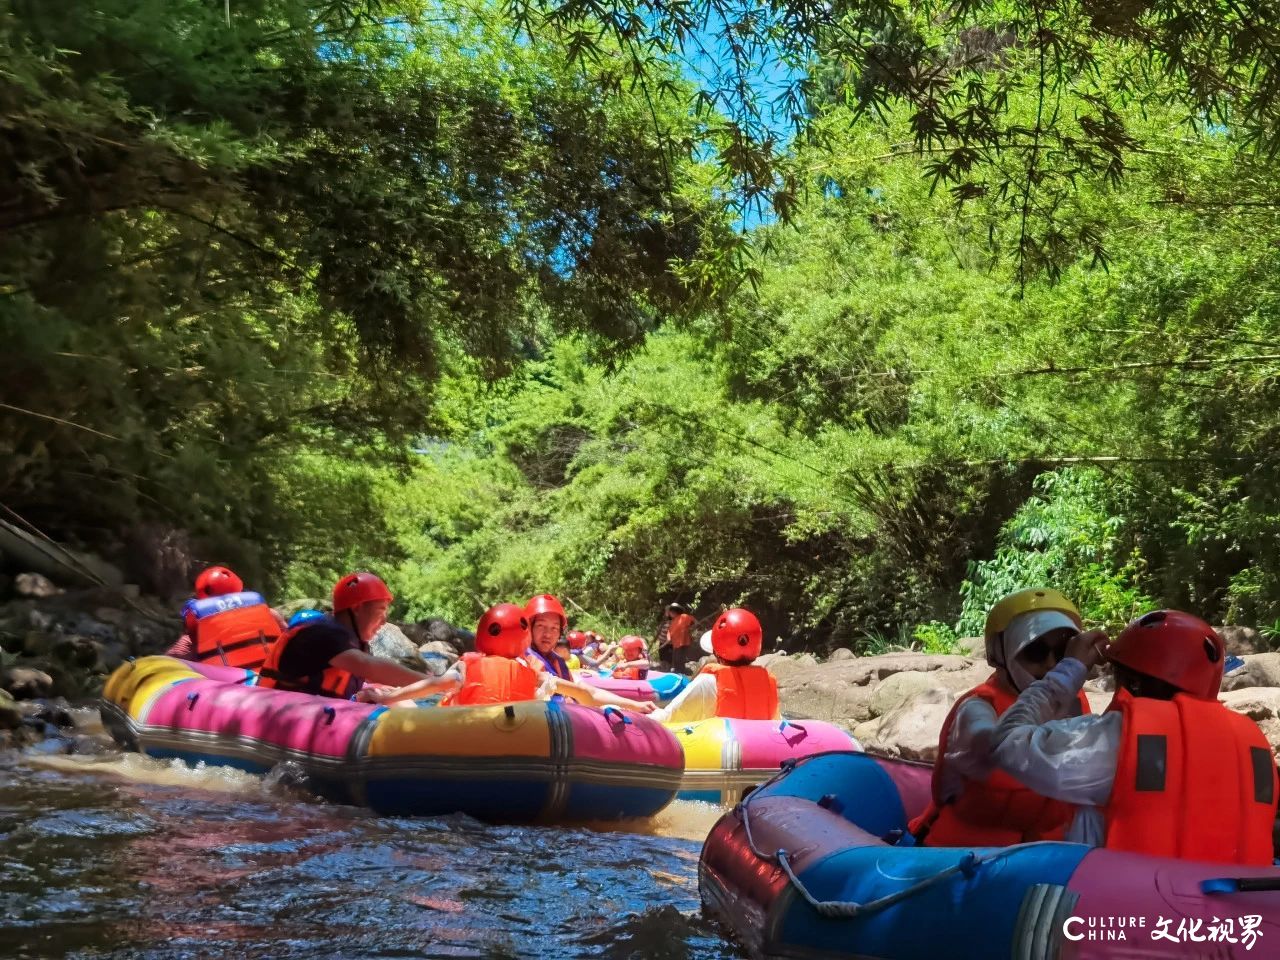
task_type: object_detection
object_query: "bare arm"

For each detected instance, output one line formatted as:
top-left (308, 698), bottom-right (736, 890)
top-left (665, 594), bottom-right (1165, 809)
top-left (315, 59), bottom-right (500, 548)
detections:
top-left (552, 678), bottom-right (654, 713)
top-left (357, 672), bottom-right (461, 705)
top-left (331, 649), bottom-right (434, 687)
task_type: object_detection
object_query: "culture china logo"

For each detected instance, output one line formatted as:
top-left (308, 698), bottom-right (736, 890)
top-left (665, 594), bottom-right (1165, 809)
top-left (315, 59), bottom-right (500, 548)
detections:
top-left (1061, 915), bottom-right (1263, 948)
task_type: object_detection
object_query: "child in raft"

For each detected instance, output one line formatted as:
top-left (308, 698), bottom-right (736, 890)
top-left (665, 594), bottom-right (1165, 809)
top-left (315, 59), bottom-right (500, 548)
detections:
top-left (910, 588), bottom-right (1095, 846)
top-left (609, 635), bottom-right (651, 680)
top-left (358, 604), bottom-right (654, 712)
top-left (647, 608), bottom-right (780, 723)
top-left (555, 638), bottom-right (582, 671)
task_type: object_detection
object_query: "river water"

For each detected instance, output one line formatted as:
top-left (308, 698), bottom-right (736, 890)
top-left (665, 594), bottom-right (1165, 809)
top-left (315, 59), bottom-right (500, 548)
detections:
top-left (0, 724), bottom-right (743, 960)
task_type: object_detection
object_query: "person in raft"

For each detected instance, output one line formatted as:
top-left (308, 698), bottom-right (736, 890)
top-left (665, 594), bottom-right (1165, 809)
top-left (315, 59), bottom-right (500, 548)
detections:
top-left (556, 637), bottom-right (582, 671)
top-left (910, 588), bottom-right (1094, 846)
top-left (524, 594), bottom-right (575, 680)
top-left (647, 608), bottom-right (780, 723)
top-left (610, 635), bottom-right (651, 680)
top-left (257, 572), bottom-right (458, 702)
top-left (981, 608), bottom-right (1278, 864)
top-left (165, 565), bottom-right (287, 667)
top-left (372, 604), bottom-right (655, 711)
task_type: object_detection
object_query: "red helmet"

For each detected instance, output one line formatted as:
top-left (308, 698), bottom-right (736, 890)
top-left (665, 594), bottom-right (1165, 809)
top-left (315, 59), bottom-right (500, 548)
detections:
top-left (619, 635), bottom-right (646, 658)
top-left (711, 608), bottom-right (763, 661)
top-left (194, 566), bottom-right (243, 599)
top-left (1109, 610), bottom-right (1224, 700)
top-left (332, 572), bottom-right (393, 613)
top-left (524, 594), bottom-right (567, 632)
top-left (566, 630), bottom-right (587, 648)
top-left (476, 603), bottom-right (531, 658)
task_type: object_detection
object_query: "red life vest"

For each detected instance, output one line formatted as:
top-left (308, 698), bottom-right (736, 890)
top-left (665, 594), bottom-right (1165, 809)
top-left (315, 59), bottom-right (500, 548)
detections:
top-left (1104, 689), bottom-right (1276, 865)
top-left (911, 672), bottom-right (1091, 846)
top-left (191, 603), bottom-right (281, 671)
top-left (701, 663), bottom-right (779, 720)
top-left (442, 653), bottom-right (540, 706)
top-left (256, 621), bottom-right (361, 699)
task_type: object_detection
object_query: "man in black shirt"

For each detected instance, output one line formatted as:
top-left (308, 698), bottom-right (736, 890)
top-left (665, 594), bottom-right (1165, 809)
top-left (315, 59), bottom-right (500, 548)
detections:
top-left (259, 572), bottom-right (457, 700)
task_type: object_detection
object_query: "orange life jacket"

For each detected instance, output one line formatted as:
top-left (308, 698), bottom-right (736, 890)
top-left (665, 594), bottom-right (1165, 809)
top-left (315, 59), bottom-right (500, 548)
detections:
top-left (1104, 688), bottom-right (1276, 865)
top-left (442, 653), bottom-right (541, 706)
top-left (256, 621), bottom-right (361, 699)
top-left (701, 663), bottom-right (779, 720)
top-left (911, 672), bottom-right (1091, 846)
top-left (191, 603), bottom-right (281, 671)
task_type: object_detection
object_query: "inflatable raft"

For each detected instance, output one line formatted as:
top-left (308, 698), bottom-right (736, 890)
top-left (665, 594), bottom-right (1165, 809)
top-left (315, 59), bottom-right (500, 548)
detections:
top-left (700, 751), bottom-right (1280, 960)
top-left (575, 668), bottom-right (688, 703)
top-left (101, 656), bottom-right (684, 822)
top-left (668, 717), bottom-right (856, 804)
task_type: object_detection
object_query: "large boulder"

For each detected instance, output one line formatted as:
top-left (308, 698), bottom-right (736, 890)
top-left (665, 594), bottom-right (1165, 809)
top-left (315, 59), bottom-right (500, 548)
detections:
top-left (1218, 625), bottom-right (1262, 657)
top-left (853, 684), bottom-right (953, 762)
top-left (1220, 688), bottom-right (1280, 758)
top-left (369, 623), bottom-right (420, 666)
top-left (827, 647), bottom-right (857, 662)
top-left (2, 666), bottom-right (54, 700)
top-left (403, 617), bottom-right (472, 652)
top-left (775, 653), bottom-right (985, 727)
top-left (1220, 653), bottom-right (1280, 692)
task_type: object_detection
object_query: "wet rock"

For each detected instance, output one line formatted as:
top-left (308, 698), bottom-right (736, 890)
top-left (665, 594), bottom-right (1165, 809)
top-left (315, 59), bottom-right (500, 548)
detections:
top-left (2, 666), bottom-right (54, 700)
top-left (0, 689), bottom-right (21, 729)
top-left (52, 635), bottom-right (103, 670)
top-left (827, 647), bottom-right (856, 662)
top-left (18, 697), bottom-right (74, 728)
top-left (15, 573), bottom-right (60, 598)
top-left (21, 630), bottom-right (54, 658)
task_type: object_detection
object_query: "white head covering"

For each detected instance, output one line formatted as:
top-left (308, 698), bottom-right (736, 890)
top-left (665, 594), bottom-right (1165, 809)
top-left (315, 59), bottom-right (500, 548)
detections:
top-left (699, 630), bottom-right (714, 654)
top-left (1000, 609), bottom-right (1079, 691)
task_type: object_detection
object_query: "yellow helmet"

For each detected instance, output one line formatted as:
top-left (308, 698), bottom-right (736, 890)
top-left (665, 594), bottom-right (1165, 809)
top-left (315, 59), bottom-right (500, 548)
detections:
top-left (984, 588), bottom-right (1082, 666)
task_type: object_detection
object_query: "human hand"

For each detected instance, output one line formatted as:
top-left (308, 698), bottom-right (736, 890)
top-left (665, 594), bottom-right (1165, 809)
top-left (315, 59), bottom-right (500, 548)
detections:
top-left (623, 699), bottom-right (655, 714)
top-left (1065, 629), bottom-right (1111, 670)
top-left (355, 684), bottom-right (393, 704)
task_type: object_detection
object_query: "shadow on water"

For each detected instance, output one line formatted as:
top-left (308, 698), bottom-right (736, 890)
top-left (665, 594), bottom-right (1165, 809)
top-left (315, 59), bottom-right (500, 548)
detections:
top-left (0, 749), bottom-right (744, 960)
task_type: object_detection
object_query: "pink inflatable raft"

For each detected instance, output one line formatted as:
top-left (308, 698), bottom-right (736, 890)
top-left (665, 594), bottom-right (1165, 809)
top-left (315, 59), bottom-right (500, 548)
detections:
top-left (700, 751), bottom-right (1280, 959)
top-left (574, 668), bottom-right (688, 703)
top-left (102, 656), bottom-right (684, 822)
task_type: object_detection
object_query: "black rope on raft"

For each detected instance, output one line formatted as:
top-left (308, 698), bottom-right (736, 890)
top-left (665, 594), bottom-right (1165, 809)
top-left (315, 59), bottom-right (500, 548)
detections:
top-left (734, 754), bottom-right (1059, 920)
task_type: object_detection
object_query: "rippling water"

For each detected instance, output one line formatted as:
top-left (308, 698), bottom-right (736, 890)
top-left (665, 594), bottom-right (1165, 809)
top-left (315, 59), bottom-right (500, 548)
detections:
top-left (0, 740), bottom-right (742, 960)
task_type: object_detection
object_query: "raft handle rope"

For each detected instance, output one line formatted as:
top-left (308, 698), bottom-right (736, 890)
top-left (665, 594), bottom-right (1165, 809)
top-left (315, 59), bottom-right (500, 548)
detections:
top-left (186, 691), bottom-right (199, 711)
top-left (602, 705), bottom-right (633, 726)
top-left (736, 755), bottom-right (1060, 921)
top-left (1202, 876), bottom-right (1280, 894)
top-left (322, 706), bottom-right (336, 726)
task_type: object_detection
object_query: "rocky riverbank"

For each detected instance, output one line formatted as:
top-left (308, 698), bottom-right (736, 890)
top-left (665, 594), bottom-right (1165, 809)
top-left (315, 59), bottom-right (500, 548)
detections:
top-left (4, 567), bottom-right (1277, 764)
top-left (0, 572), bottom-right (471, 750)
top-left (763, 625), bottom-right (1279, 760)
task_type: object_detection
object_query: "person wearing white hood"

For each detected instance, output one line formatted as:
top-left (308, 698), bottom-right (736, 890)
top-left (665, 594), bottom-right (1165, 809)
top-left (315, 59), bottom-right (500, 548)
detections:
top-left (908, 588), bottom-right (1097, 847)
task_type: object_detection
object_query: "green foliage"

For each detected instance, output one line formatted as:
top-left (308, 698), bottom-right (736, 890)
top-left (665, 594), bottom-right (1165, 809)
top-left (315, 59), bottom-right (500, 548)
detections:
top-left (0, 0), bottom-right (731, 589)
top-left (956, 469), bottom-right (1153, 635)
top-left (513, 0), bottom-right (1280, 275)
